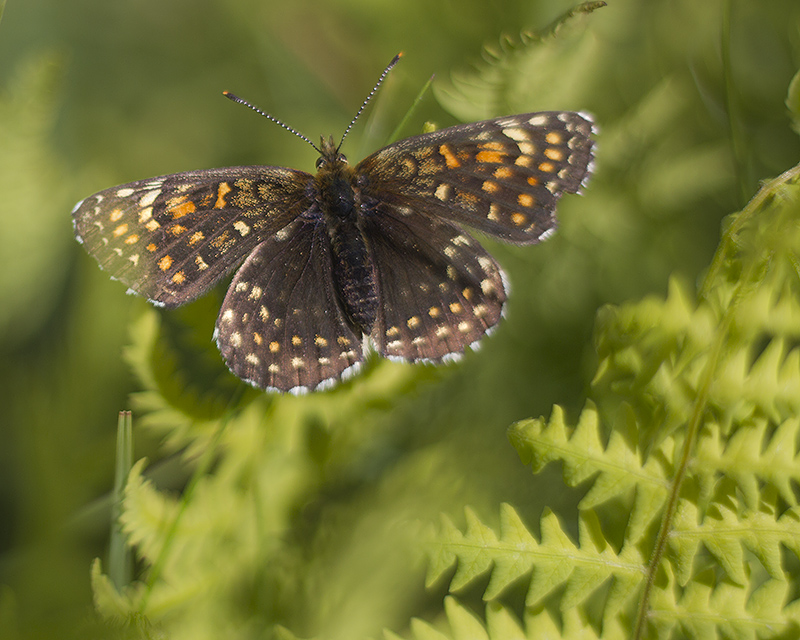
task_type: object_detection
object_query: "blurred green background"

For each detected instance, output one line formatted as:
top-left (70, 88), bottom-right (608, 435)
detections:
top-left (1, 0), bottom-right (799, 638)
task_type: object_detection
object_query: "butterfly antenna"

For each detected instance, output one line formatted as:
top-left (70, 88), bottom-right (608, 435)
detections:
top-left (223, 91), bottom-right (321, 153)
top-left (338, 52), bottom-right (403, 150)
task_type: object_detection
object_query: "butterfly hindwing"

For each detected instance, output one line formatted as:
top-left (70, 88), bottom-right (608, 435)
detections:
top-left (72, 166), bottom-right (312, 306)
top-left (363, 204), bottom-right (507, 361)
top-left (357, 111), bottom-right (594, 245)
top-left (215, 218), bottom-right (363, 393)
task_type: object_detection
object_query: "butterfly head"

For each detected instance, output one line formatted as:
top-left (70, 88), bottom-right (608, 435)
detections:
top-left (315, 135), bottom-right (349, 170)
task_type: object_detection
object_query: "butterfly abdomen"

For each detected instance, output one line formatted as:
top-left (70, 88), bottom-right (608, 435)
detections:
top-left (315, 159), bottom-right (378, 334)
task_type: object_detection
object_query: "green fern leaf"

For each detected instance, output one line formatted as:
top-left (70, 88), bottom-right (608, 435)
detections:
top-left (401, 597), bottom-right (632, 640)
top-left (428, 504), bottom-right (645, 615)
top-left (509, 403), bottom-right (672, 541)
top-left (433, 2), bottom-right (607, 121)
top-left (649, 567), bottom-right (800, 640)
top-left (429, 161), bottom-right (800, 638)
top-left (695, 416), bottom-right (800, 509)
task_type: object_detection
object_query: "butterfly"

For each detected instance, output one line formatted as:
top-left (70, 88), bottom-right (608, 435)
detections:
top-left (72, 54), bottom-right (595, 393)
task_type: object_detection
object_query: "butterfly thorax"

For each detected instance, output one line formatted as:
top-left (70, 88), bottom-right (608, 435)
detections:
top-left (313, 136), bottom-right (378, 334)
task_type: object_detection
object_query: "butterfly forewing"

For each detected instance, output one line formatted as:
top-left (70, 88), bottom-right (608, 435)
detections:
top-left (73, 166), bottom-right (312, 306)
top-left (364, 205), bottom-right (506, 361)
top-left (357, 111), bottom-right (594, 245)
top-left (215, 219), bottom-right (363, 393)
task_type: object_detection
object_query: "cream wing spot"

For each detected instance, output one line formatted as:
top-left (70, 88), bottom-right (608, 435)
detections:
top-left (502, 127), bottom-right (530, 142)
top-left (435, 183), bottom-right (451, 201)
top-left (138, 189), bottom-right (161, 208)
top-left (233, 221), bottom-right (251, 236)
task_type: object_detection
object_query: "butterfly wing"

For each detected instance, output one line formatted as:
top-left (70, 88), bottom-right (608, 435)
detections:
top-left (215, 218), bottom-right (363, 393)
top-left (362, 204), bottom-right (506, 361)
top-left (356, 111), bottom-right (595, 245)
top-left (72, 166), bottom-right (313, 306)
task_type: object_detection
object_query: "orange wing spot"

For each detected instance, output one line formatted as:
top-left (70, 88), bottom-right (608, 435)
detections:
top-left (428, 306), bottom-right (441, 318)
top-left (214, 182), bottom-right (232, 208)
top-left (515, 155), bottom-right (534, 168)
top-left (462, 287), bottom-right (474, 300)
top-left (478, 141), bottom-right (506, 151)
top-left (269, 341), bottom-right (280, 353)
top-left (476, 150), bottom-right (505, 164)
top-left (109, 209), bottom-right (124, 222)
top-left (291, 335), bottom-right (302, 346)
top-left (112, 223), bottom-right (128, 237)
top-left (171, 271), bottom-right (186, 284)
top-left (539, 161), bottom-right (556, 173)
top-left (167, 197), bottom-right (197, 219)
top-left (146, 243), bottom-right (157, 252)
top-left (253, 332), bottom-right (263, 345)
top-left (407, 316), bottom-right (421, 329)
top-left (511, 212), bottom-right (527, 226)
top-left (158, 255), bottom-right (173, 271)
top-left (438, 144), bottom-right (461, 168)
top-left (481, 180), bottom-right (500, 194)
top-left (527, 176), bottom-right (539, 186)
top-left (545, 132), bottom-right (563, 145)
top-left (493, 166), bottom-right (513, 179)
top-left (518, 194), bottom-right (535, 208)
top-left (189, 231), bottom-right (205, 245)
top-left (544, 148), bottom-right (564, 161)
top-left (124, 234), bottom-right (139, 245)
top-left (449, 302), bottom-right (463, 314)
top-left (170, 224), bottom-right (187, 236)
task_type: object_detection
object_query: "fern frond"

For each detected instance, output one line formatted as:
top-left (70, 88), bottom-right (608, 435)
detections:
top-left (509, 403), bottom-right (672, 542)
top-left (433, 2), bottom-right (606, 121)
top-left (399, 597), bottom-right (629, 640)
top-left (695, 416), bottom-right (800, 509)
top-left (428, 503), bottom-right (645, 618)
top-left (648, 565), bottom-right (800, 640)
top-left (669, 491), bottom-right (800, 586)
top-left (427, 164), bottom-right (800, 639)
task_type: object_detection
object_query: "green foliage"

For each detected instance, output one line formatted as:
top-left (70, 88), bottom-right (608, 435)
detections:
top-left (0, 53), bottom-right (71, 346)
top-left (5, 1), bottom-right (800, 639)
top-left (428, 166), bottom-right (800, 637)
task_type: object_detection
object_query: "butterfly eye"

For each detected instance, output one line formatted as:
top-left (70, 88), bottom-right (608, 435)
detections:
top-left (315, 156), bottom-right (326, 169)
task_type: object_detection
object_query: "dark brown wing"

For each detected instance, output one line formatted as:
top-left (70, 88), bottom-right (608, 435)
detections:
top-left (362, 204), bottom-right (507, 361)
top-left (215, 218), bottom-right (363, 393)
top-left (72, 166), bottom-right (313, 306)
top-left (356, 111), bottom-right (595, 245)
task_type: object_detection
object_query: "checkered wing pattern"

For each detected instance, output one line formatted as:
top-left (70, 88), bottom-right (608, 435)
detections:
top-left (73, 92), bottom-right (595, 393)
top-left (357, 111), bottom-right (594, 245)
top-left (214, 219), bottom-right (363, 393)
top-left (363, 207), bottom-right (506, 361)
top-left (72, 167), bottom-right (312, 306)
